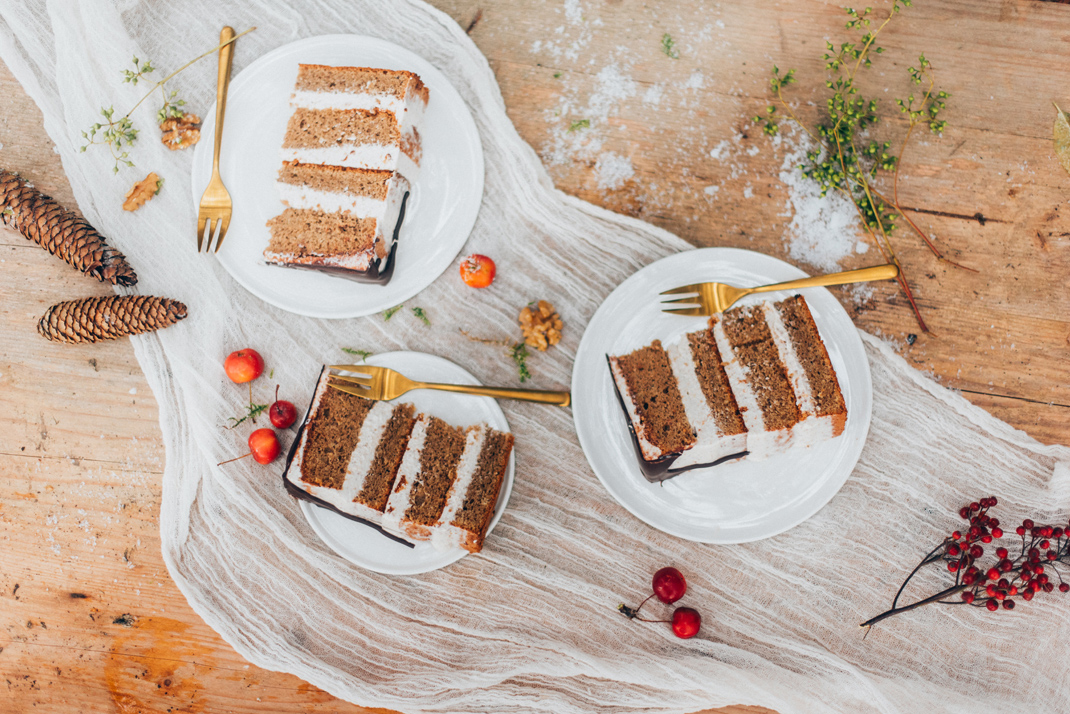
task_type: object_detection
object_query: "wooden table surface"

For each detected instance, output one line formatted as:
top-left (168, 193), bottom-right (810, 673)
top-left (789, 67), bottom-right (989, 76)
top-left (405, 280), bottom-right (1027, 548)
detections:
top-left (3, 0), bottom-right (1069, 711)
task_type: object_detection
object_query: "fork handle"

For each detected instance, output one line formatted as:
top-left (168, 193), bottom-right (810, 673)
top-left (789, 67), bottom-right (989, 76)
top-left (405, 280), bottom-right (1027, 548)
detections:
top-left (747, 263), bottom-right (899, 295)
top-left (416, 382), bottom-right (571, 407)
top-left (212, 26), bottom-right (236, 174)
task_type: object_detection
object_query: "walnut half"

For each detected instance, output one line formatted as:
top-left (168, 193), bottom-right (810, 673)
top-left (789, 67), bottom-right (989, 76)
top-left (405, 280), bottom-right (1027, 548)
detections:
top-left (519, 300), bottom-right (563, 352)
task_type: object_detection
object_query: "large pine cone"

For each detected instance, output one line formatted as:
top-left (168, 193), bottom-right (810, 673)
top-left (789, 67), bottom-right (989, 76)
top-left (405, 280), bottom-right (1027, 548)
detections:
top-left (0, 169), bottom-right (137, 286)
top-left (38, 295), bottom-right (187, 344)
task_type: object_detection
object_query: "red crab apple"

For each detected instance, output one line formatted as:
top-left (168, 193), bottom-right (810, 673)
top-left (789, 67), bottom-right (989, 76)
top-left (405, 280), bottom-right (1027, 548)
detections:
top-left (671, 607), bottom-right (701, 639)
top-left (248, 428), bottom-right (280, 465)
top-left (224, 349), bottom-right (264, 384)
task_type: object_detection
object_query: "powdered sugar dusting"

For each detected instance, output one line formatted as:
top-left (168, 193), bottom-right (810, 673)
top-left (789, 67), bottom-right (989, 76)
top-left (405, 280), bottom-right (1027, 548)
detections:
top-left (778, 129), bottom-right (868, 272)
top-left (595, 152), bottom-right (634, 190)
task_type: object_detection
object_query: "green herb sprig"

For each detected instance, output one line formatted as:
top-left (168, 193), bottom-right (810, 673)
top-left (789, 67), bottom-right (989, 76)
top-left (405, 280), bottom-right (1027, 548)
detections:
top-left (227, 401), bottom-right (268, 429)
top-left (341, 347), bottom-right (372, 361)
top-left (412, 307), bottom-right (431, 326)
top-left (510, 342), bottom-right (531, 383)
top-left (81, 28), bottom-right (255, 173)
top-left (568, 119), bottom-right (590, 132)
top-left (753, 0), bottom-right (973, 332)
top-left (383, 305), bottom-right (403, 320)
top-left (661, 33), bottom-right (679, 59)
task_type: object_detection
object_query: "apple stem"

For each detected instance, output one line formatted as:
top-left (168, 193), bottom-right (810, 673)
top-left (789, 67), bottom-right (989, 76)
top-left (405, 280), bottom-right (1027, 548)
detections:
top-left (217, 452), bottom-right (251, 466)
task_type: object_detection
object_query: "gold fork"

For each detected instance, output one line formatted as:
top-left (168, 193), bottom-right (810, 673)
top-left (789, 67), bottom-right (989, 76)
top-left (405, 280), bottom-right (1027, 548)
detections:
top-left (660, 263), bottom-right (900, 316)
top-left (328, 365), bottom-right (571, 407)
top-left (196, 26), bottom-right (236, 253)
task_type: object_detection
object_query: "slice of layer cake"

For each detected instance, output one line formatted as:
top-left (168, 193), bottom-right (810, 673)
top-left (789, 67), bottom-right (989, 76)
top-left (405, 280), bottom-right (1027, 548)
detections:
top-left (608, 294), bottom-right (846, 480)
top-left (609, 330), bottom-right (747, 481)
top-left (265, 64), bottom-right (428, 282)
top-left (283, 371), bottom-right (416, 530)
top-left (282, 368), bottom-right (513, 554)
top-left (710, 296), bottom-right (846, 458)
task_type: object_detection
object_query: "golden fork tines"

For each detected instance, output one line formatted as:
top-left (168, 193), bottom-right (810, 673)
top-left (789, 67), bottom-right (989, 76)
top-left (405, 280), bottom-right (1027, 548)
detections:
top-left (327, 364), bottom-right (571, 407)
top-left (659, 263), bottom-right (900, 316)
top-left (196, 26), bottom-right (236, 253)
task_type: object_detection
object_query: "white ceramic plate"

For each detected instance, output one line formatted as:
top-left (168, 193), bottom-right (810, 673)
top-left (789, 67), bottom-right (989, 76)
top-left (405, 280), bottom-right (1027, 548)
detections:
top-left (191, 35), bottom-right (484, 318)
top-left (299, 351), bottom-right (514, 574)
top-left (572, 248), bottom-right (872, 544)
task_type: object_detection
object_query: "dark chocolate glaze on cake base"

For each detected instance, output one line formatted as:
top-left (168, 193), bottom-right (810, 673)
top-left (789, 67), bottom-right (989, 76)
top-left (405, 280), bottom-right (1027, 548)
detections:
top-left (606, 354), bottom-right (747, 483)
top-left (266, 191), bottom-right (409, 285)
top-left (280, 365), bottom-right (415, 548)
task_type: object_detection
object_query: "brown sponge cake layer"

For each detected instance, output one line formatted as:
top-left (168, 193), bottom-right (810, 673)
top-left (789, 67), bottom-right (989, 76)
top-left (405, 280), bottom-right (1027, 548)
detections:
top-left (687, 331), bottom-right (746, 436)
top-left (610, 341), bottom-right (695, 458)
top-left (298, 387), bottom-right (374, 490)
top-left (283, 108), bottom-right (400, 149)
top-left (452, 430), bottom-right (513, 546)
top-left (265, 208), bottom-right (378, 257)
top-left (775, 296), bottom-right (847, 422)
top-left (720, 307), bottom-right (802, 432)
top-left (277, 161), bottom-right (393, 199)
top-left (355, 403), bottom-right (416, 511)
top-left (295, 64), bottom-right (429, 104)
top-left (404, 418), bottom-right (467, 527)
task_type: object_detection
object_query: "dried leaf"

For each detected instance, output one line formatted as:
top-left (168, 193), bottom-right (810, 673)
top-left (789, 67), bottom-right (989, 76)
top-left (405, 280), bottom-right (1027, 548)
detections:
top-left (1053, 103), bottom-right (1070, 178)
top-left (159, 111), bottom-right (201, 150)
top-left (123, 172), bottom-right (161, 212)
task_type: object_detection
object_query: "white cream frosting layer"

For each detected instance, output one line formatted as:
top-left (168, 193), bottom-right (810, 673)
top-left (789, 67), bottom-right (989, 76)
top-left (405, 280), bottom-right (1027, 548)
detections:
top-left (279, 145), bottom-right (420, 181)
top-left (664, 333), bottom-right (747, 469)
top-left (284, 376), bottom-right (393, 525)
top-left (381, 415), bottom-right (428, 538)
top-left (430, 427), bottom-right (486, 552)
top-left (762, 303), bottom-right (837, 450)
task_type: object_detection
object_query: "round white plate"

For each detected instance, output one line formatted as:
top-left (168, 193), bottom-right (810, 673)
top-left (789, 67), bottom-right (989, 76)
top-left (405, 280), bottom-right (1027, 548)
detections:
top-left (191, 35), bottom-right (485, 318)
top-left (299, 351), bottom-right (514, 574)
top-left (572, 248), bottom-right (872, 544)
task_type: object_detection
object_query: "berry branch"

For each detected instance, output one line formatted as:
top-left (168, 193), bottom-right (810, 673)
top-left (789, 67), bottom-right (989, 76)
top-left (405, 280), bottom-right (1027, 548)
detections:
top-left (755, 1), bottom-right (973, 333)
top-left (861, 497), bottom-right (1070, 632)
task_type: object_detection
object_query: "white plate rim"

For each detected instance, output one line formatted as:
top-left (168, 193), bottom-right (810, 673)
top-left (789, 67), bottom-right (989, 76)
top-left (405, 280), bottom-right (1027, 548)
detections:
top-left (190, 34), bottom-right (485, 319)
top-left (571, 247), bottom-right (873, 544)
top-left (297, 351), bottom-right (514, 574)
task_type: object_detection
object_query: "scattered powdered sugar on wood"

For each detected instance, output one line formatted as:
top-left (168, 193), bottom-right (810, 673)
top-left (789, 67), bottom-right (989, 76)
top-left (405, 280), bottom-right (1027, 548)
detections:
top-left (777, 128), bottom-right (869, 272)
top-left (595, 152), bottom-right (635, 190)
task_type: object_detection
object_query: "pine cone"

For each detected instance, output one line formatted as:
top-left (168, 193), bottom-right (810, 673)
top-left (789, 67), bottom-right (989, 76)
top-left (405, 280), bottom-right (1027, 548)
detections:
top-left (38, 295), bottom-right (187, 344)
top-left (0, 169), bottom-right (137, 286)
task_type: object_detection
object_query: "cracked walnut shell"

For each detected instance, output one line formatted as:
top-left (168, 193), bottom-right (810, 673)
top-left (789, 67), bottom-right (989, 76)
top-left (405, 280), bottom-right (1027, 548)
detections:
top-left (519, 300), bottom-right (563, 352)
top-left (159, 112), bottom-right (201, 150)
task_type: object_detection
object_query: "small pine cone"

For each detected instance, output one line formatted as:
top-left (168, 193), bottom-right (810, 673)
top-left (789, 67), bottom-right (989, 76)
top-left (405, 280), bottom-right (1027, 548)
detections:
top-left (0, 169), bottom-right (137, 286)
top-left (38, 295), bottom-right (187, 344)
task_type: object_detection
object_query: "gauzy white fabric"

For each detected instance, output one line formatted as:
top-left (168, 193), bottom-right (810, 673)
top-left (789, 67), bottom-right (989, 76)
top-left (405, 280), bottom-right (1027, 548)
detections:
top-left (3, 2), bottom-right (1070, 712)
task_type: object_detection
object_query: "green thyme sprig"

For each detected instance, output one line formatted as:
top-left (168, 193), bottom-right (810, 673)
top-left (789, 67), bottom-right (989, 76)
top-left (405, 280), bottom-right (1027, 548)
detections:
top-left (661, 33), bottom-right (679, 59)
top-left (568, 119), bottom-right (590, 132)
top-left (412, 307), bottom-right (431, 326)
top-left (510, 342), bottom-right (531, 383)
top-left (80, 28), bottom-right (255, 174)
top-left (227, 401), bottom-right (268, 429)
top-left (753, 1), bottom-right (972, 333)
top-left (341, 347), bottom-right (372, 361)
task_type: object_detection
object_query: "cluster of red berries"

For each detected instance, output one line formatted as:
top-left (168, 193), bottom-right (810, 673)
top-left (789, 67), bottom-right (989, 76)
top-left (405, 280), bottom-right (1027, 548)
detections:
top-left (945, 497), bottom-right (1070, 612)
top-left (617, 567), bottom-right (702, 639)
top-left (221, 349), bottom-right (297, 466)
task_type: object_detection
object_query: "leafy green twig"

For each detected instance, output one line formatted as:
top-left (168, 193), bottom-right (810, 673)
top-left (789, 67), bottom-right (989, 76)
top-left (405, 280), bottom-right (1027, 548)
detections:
top-left (568, 119), bottom-right (590, 132)
top-left (227, 401), bottom-right (268, 429)
top-left (412, 307), bottom-right (431, 326)
top-left (80, 27), bottom-right (255, 173)
top-left (383, 305), bottom-right (403, 320)
top-left (341, 347), bottom-right (372, 362)
top-left (752, 0), bottom-right (972, 332)
top-left (511, 342), bottom-right (531, 383)
top-left (661, 33), bottom-right (679, 59)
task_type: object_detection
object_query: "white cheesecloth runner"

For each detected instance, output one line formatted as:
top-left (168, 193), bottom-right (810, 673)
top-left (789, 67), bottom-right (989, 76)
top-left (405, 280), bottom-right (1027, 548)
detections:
top-left (3, 1), bottom-right (1070, 711)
